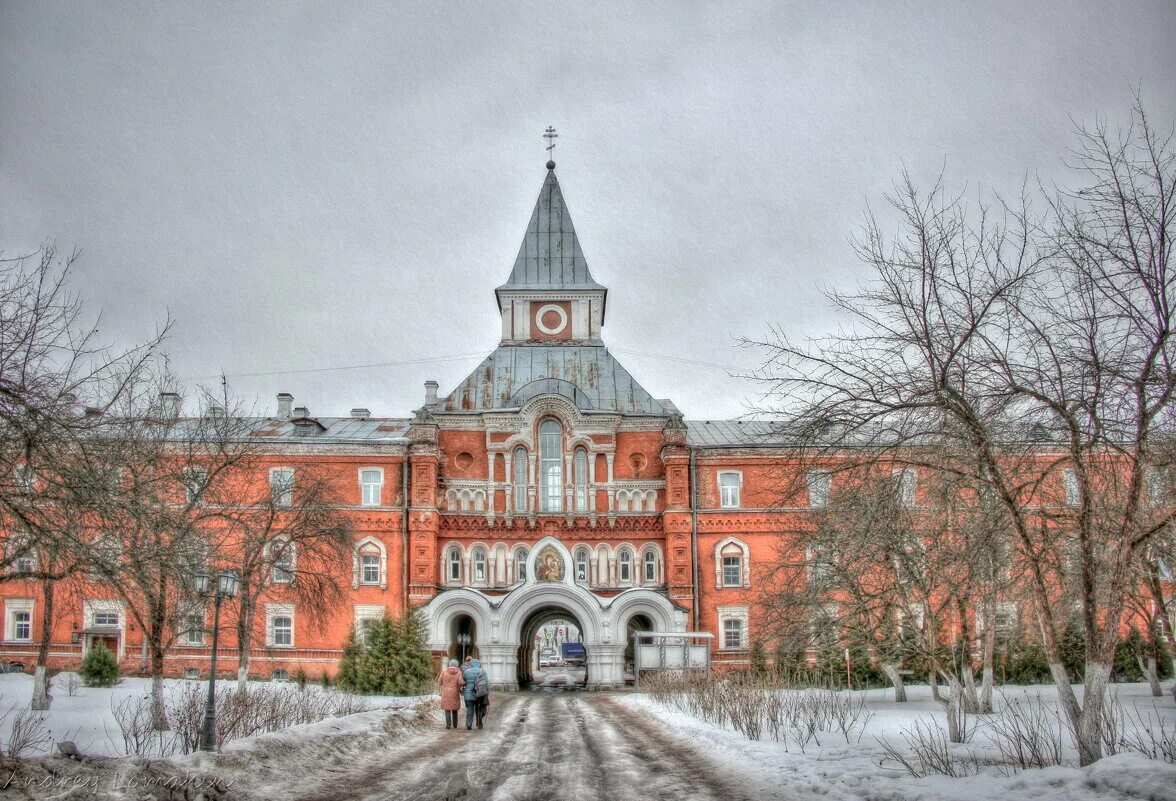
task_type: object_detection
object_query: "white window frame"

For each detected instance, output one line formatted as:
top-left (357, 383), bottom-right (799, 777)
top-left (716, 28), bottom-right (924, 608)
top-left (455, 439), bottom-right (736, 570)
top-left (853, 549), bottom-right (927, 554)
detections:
top-left (359, 468), bottom-right (384, 507)
top-left (806, 470), bottom-right (832, 509)
top-left (472, 547), bottom-right (487, 585)
top-left (360, 553), bottom-right (380, 585)
top-left (714, 537), bottom-right (751, 589)
top-left (717, 606), bottom-right (749, 651)
top-left (269, 539), bottom-right (295, 584)
top-left (539, 419), bottom-right (563, 513)
top-left (514, 547), bottom-right (529, 583)
top-left (445, 545), bottom-right (463, 585)
top-left (267, 603), bottom-right (295, 647)
top-left (181, 610), bottom-right (205, 646)
top-left (893, 468), bottom-right (917, 508)
top-left (1062, 468), bottom-right (1080, 508)
top-left (354, 604), bottom-right (385, 646)
top-left (574, 547), bottom-right (590, 584)
top-left (574, 447), bottom-right (589, 512)
top-left (183, 468), bottom-right (208, 504)
top-left (718, 471), bottom-right (742, 509)
top-left (642, 547), bottom-right (660, 584)
top-left (618, 548), bottom-right (633, 585)
top-left (5, 599), bottom-right (33, 642)
top-left (269, 467), bottom-right (295, 507)
top-left (351, 536), bottom-right (387, 590)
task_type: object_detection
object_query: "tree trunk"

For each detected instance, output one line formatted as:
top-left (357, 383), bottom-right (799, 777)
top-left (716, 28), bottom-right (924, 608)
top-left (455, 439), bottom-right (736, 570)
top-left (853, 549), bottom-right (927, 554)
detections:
top-left (939, 672), bottom-right (965, 743)
top-left (881, 662), bottom-right (908, 702)
top-left (150, 646), bottom-right (169, 730)
top-left (979, 618), bottom-right (995, 713)
top-left (1071, 660), bottom-right (1110, 766)
top-left (929, 669), bottom-right (942, 702)
top-left (31, 578), bottom-right (54, 710)
top-left (960, 659), bottom-right (981, 714)
top-left (1138, 654), bottom-right (1161, 697)
top-left (236, 604), bottom-right (252, 695)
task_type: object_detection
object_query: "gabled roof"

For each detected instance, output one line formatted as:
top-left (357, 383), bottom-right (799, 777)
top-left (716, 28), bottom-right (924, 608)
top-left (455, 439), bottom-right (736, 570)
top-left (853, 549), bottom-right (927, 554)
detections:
top-left (496, 167), bottom-right (606, 299)
top-left (442, 344), bottom-right (668, 415)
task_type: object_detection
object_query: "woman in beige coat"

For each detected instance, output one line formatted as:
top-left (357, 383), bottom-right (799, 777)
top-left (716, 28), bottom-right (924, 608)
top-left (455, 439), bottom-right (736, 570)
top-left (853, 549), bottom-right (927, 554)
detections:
top-left (437, 658), bottom-right (465, 729)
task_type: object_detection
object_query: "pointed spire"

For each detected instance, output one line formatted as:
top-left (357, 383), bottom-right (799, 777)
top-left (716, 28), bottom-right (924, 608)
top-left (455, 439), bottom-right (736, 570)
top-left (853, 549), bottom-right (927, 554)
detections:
top-left (497, 169), bottom-right (605, 295)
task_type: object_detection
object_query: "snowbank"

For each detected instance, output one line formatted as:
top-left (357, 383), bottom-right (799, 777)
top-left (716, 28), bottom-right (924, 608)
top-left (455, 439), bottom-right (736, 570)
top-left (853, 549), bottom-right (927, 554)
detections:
top-left (619, 682), bottom-right (1176, 801)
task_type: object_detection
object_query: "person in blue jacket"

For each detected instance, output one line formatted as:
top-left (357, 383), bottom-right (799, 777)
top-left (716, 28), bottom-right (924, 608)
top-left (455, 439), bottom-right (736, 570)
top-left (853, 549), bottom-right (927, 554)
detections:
top-left (461, 657), bottom-right (489, 730)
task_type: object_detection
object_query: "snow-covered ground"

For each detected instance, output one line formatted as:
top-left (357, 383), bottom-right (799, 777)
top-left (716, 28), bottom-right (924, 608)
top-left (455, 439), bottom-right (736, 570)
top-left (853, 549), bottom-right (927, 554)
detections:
top-left (0, 672), bottom-right (424, 758)
top-left (531, 665), bottom-right (586, 689)
top-left (617, 682), bottom-right (1176, 801)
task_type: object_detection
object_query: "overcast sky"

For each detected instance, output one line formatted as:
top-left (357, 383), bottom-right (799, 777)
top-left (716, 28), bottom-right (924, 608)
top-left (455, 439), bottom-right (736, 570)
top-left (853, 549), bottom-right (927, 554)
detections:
top-left (2, 2), bottom-right (1173, 420)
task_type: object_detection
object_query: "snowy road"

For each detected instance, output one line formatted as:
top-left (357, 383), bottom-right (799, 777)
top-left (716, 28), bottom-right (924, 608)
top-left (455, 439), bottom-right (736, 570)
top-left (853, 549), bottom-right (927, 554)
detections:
top-left (291, 692), bottom-right (758, 801)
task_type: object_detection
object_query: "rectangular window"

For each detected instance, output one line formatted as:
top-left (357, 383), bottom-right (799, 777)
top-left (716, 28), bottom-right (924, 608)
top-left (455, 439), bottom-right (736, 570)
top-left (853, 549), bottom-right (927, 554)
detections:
top-left (271, 549), bottom-right (294, 583)
top-left (357, 617), bottom-right (375, 646)
top-left (183, 613), bottom-right (204, 645)
top-left (722, 618), bottom-right (744, 650)
top-left (10, 610), bottom-right (31, 641)
top-left (806, 470), bottom-right (832, 508)
top-left (893, 468), bottom-right (917, 508)
top-left (272, 616), bottom-right (292, 646)
top-left (719, 473), bottom-right (741, 509)
top-left (722, 555), bottom-right (742, 587)
top-left (183, 469), bottom-right (208, 504)
top-left (361, 554), bottom-right (380, 585)
top-left (94, 612), bottom-right (118, 627)
top-left (360, 469), bottom-right (383, 506)
top-left (1062, 468), bottom-right (1080, 508)
top-left (270, 468), bottom-right (294, 507)
top-left (1146, 467), bottom-right (1169, 507)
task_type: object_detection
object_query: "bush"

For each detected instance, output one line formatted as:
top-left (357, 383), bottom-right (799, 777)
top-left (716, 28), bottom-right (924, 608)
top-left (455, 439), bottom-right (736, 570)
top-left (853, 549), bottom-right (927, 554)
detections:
top-left (1114, 629), bottom-right (1146, 682)
top-left (750, 641), bottom-right (768, 676)
top-left (80, 642), bottom-right (119, 687)
top-left (336, 609), bottom-right (434, 695)
top-left (1002, 639), bottom-right (1051, 685)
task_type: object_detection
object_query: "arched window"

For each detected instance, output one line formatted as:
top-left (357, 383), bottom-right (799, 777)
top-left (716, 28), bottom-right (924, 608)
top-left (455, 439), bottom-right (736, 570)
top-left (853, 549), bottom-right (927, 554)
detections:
top-left (574, 547), bottom-right (589, 583)
top-left (446, 546), bottom-right (462, 584)
top-left (493, 544), bottom-right (508, 585)
top-left (270, 540), bottom-right (295, 584)
top-left (574, 447), bottom-right (589, 512)
top-left (473, 491), bottom-right (486, 513)
top-left (352, 537), bottom-right (387, 589)
top-left (615, 490), bottom-right (629, 513)
top-left (718, 472), bottom-right (741, 508)
top-left (618, 548), bottom-right (633, 584)
top-left (714, 537), bottom-right (751, 589)
top-left (643, 548), bottom-right (658, 584)
top-left (513, 447), bottom-right (528, 512)
top-left (472, 548), bottom-right (487, 584)
top-left (596, 545), bottom-right (610, 587)
top-left (645, 491), bottom-right (657, 512)
top-left (515, 547), bottom-right (529, 582)
top-left (539, 420), bottom-right (563, 512)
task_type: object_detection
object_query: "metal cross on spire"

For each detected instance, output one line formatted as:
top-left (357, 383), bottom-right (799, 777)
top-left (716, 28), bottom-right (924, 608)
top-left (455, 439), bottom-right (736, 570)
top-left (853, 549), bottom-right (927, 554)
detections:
top-left (543, 126), bottom-right (558, 168)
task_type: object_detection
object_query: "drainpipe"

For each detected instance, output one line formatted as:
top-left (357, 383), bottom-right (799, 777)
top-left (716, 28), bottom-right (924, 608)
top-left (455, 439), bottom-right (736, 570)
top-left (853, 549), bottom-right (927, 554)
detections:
top-left (689, 447), bottom-right (700, 631)
top-left (402, 446), bottom-right (410, 610)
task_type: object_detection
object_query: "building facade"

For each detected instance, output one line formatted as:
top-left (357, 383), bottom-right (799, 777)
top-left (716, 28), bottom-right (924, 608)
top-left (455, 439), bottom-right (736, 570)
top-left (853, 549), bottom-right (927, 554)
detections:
top-left (2, 163), bottom-right (1170, 690)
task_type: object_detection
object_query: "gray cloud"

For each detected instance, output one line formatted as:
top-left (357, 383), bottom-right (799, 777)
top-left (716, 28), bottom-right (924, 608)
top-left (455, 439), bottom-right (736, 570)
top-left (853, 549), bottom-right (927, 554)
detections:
top-left (2, 1), bottom-right (1173, 419)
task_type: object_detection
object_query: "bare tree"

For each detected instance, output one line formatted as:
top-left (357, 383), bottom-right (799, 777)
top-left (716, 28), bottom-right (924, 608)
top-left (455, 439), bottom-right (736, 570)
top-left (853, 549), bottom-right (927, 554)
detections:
top-left (0, 243), bottom-right (167, 709)
top-left (209, 463), bottom-right (353, 694)
top-left (748, 98), bottom-right (1175, 764)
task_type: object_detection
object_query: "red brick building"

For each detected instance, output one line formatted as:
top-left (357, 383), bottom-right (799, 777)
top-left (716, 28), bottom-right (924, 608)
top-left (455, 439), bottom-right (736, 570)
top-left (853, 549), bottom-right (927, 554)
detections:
top-left (1, 163), bottom-right (1170, 689)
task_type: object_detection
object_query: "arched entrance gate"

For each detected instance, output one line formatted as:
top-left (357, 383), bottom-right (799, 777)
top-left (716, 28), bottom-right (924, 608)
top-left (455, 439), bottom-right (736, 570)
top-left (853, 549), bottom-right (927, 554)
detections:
top-left (422, 537), bottom-right (687, 690)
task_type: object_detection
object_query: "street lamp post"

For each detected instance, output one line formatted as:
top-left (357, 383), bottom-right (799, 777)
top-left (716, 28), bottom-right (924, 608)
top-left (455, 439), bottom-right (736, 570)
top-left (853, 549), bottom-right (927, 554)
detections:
top-left (194, 568), bottom-right (239, 752)
top-left (457, 632), bottom-right (470, 662)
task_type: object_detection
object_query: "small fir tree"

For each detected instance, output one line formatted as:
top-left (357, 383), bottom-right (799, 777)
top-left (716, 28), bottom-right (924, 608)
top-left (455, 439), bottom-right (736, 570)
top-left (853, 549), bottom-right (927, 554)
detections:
top-left (749, 640), bottom-right (768, 676)
top-left (80, 642), bottom-right (119, 687)
top-left (336, 625), bottom-right (362, 692)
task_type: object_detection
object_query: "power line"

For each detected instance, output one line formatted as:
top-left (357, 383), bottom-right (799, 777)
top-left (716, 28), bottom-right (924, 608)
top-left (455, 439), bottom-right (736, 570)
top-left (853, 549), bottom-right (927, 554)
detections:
top-left (609, 347), bottom-right (753, 373)
top-left (181, 351), bottom-right (491, 382)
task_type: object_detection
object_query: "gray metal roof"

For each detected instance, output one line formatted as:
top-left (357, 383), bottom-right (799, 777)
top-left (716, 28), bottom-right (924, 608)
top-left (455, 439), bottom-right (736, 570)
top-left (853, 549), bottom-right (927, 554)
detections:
top-left (442, 344), bottom-right (668, 415)
top-left (496, 167), bottom-right (605, 296)
top-left (166, 417), bottom-right (411, 443)
top-left (685, 420), bottom-right (796, 448)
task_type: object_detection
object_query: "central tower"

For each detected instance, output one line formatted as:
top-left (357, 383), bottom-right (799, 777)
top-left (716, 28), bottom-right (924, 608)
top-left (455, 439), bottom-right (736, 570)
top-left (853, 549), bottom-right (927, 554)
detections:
top-left (495, 163), bottom-right (607, 344)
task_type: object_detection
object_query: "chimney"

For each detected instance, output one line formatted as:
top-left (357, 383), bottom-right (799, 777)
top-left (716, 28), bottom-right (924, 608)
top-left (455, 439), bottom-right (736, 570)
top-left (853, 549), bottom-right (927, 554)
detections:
top-left (424, 380), bottom-right (439, 407)
top-left (350, 407), bottom-right (371, 418)
top-left (276, 393), bottom-right (293, 420)
top-left (159, 391), bottom-right (181, 419)
top-left (292, 406), bottom-right (309, 421)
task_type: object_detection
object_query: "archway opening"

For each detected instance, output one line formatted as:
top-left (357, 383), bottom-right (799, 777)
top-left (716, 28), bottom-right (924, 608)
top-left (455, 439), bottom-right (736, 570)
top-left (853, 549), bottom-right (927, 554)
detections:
top-left (448, 614), bottom-right (478, 662)
top-left (624, 614), bottom-right (655, 683)
top-left (517, 606), bottom-right (587, 690)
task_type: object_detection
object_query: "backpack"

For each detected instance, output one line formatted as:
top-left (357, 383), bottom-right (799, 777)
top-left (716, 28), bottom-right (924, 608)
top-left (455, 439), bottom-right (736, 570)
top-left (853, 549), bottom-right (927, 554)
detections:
top-left (474, 669), bottom-right (489, 698)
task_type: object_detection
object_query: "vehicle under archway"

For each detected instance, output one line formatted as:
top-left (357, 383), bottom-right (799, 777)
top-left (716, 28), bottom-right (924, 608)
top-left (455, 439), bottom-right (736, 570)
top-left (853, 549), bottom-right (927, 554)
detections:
top-left (517, 605), bottom-right (587, 690)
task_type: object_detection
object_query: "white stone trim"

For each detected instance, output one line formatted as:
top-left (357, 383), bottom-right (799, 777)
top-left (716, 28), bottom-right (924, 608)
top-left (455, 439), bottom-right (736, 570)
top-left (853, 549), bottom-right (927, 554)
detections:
top-left (4, 598), bottom-right (33, 642)
top-left (266, 603), bottom-right (295, 648)
top-left (714, 536), bottom-right (751, 589)
top-left (717, 606), bottom-right (750, 650)
top-left (352, 536), bottom-right (388, 590)
top-left (534, 303), bottom-right (569, 335)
